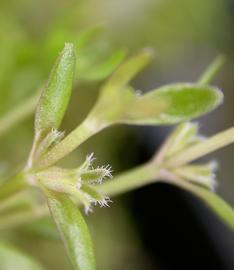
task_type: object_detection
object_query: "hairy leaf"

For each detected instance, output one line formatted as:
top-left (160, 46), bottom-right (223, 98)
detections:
top-left (35, 43), bottom-right (76, 137)
top-left (47, 192), bottom-right (95, 270)
top-left (92, 82), bottom-right (222, 125)
top-left (123, 83), bottom-right (222, 125)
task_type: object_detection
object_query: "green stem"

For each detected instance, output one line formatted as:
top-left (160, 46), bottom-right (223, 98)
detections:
top-left (0, 163), bottom-right (159, 229)
top-left (37, 117), bottom-right (108, 169)
top-left (2, 127), bottom-right (234, 227)
top-left (100, 126), bottom-right (234, 197)
top-left (98, 163), bottom-right (159, 196)
top-left (198, 55), bottom-right (225, 84)
top-left (165, 127), bottom-right (234, 168)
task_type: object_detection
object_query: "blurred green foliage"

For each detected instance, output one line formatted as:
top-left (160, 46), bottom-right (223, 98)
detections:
top-left (0, 0), bottom-right (233, 269)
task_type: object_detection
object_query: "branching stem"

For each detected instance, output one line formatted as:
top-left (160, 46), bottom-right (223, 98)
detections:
top-left (37, 117), bottom-right (108, 169)
top-left (165, 127), bottom-right (234, 167)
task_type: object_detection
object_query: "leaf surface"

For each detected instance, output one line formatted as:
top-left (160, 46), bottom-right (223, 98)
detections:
top-left (123, 83), bottom-right (223, 125)
top-left (35, 43), bottom-right (76, 137)
top-left (47, 192), bottom-right (95, 270)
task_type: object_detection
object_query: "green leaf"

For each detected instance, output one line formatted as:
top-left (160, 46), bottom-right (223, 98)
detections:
top-left (170, 179), bottom-right (234, 230)
top-left (47, 192), bottom-right (96, 270)
top-left (76, 24), bottom-right (104, 50)
top-left (35, 43), bottom-right (76, 138)
top-left (78, 49), bottom-right (126, 81)
top-left (100, 48), bottom-right (154, 97)
top-left (192, 186), bottom-right (234, 229)
top-left (91, 82), bottom-right (222, 125)
top-left (75, 24), bottom-right (127, 81)
top-left (22, 217), bottom-right (59, 240)
top-left (124, 83), bottom-right (222, 125)
top-left (118, 89), bottom-right (167, 124)
top-left (0, 242), bottom-right (44, 270)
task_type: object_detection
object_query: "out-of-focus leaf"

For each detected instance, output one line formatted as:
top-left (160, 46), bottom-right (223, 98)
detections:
top-left (47, 192), bottom-right (96, 270)
top-left (192, 186), bottom-right (234, 229)
top-left (76, 24), bottom-right (104, 50)
top-left (77, 49), bottom-right (126, 81)
top-left (0, 242), bottom-right (44, 270)
top-left (123, 83), bottom-right (222, 125)
top-left (169, 178), bottom-right (234, 230)
top-left (22, 217), bottom-right (59, 240)
top-left (74, 24), bottom-right (127, 81)
top-left (35, 43), bottom-right (76, 138)
top-left (101, 48), bottom-right (154, 96)
top-left (88, 50), bottom-right (153, 121)
top-left (0, 93), bottom-right (39, 137)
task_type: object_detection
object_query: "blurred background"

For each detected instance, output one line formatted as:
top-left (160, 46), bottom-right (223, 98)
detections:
top-left (0, 0), bottom-right (234, 269)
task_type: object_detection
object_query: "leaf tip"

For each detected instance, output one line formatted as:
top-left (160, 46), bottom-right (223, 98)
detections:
top-left (139, 47), bottom-right (155, 63)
